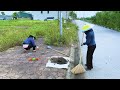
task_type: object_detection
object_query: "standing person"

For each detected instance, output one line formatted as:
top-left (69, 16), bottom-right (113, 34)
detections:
top-left (81, 24), bottom-right (96, 70)
top-left (23, 35), bottom-right (36, 52)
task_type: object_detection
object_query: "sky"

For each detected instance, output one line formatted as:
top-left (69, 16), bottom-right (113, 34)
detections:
top-left (0, 11), bottom-right (100, 18)
top-left (75, 11), bottom-right (100, 18)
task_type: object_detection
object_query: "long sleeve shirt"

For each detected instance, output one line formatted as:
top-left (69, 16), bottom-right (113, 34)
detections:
top-left (23, 37), bottom-right (36, 47)
top-left (83, 29), bottom-right (96, 46)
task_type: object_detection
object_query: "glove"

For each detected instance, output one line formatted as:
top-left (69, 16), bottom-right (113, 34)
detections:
top-left (81, 43), bottom-right (83, 46)
top-left (33, 50), bottom-right (36, 52)
top-left (81, 43), bottom-right (85, 46)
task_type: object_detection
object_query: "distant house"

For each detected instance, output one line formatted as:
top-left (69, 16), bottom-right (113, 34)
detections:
top-left (31, 11), bottom-right (69, 20)
top-left (0, 15), bottom-right (12, 20)
top-left (17, 12), bottom-right (33, 20)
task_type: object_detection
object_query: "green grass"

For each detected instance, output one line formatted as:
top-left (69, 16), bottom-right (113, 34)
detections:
top-left (0, 19), bottom-right (78, 52)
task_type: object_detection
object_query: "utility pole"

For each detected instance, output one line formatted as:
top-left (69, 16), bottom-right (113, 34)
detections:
top-left (58, 11), bottom-right (59, 25)
top-left (58, 11), bottom-right (63, 45)
top-left (59, 11), bottom-right (62, 36)
top-left (66, 11), bottom-right (67, 19)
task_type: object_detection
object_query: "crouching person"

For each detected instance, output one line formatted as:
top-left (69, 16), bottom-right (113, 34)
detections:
top-left (23, 35), bottom-right (36, 52)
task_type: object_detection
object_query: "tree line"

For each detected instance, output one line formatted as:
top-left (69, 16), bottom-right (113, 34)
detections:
top-left (90, 11), bottom-right (120, 31)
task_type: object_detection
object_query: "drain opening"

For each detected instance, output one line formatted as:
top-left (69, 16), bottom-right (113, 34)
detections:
top-left (50, 57), bottom-right (68, 64)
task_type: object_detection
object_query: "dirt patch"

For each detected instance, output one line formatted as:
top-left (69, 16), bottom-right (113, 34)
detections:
top-left (15, 26), bottom-right (29, 29)
top-left (0, 38), bottom-right (70, 79)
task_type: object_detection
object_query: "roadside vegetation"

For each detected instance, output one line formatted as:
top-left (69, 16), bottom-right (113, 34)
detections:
top-left (0, 19), bottom-right (78, 52)
top-left (79, 11), bottom-right (120, 31)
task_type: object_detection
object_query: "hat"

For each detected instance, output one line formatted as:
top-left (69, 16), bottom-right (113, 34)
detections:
top-left (28, 35), bottom-right (36, 40)
top-left (81, 24), bottom-right (94, 32)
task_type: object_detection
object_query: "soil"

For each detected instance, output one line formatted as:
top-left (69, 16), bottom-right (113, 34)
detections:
top-left (0, 38), bottom-right (70, 79)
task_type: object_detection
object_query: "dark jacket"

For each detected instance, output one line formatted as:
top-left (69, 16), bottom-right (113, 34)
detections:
top-left (23, 37), bottom-right (36, 47)
top-left (83, 29), bottom-right (96, 46)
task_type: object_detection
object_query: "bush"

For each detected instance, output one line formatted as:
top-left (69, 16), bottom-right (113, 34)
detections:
top-left (89, 11), bottom-right (120, 31)
top-left (69, 11), bottom-right (77, 19)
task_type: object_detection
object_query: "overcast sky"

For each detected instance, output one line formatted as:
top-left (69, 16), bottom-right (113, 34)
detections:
top-left (0, 11), bottom-right (100, 18)
top-left (75, 11), bottom-right (100, 18)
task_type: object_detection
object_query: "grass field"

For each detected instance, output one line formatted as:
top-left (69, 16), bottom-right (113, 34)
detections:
top-left (0, 19), bottom-right (78, 52)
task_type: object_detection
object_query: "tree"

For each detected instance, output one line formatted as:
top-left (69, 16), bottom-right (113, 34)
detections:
top-left (1, 12), bottom-right (5, 15)
top-left (12, 12), bottom-right (18, 20)
top-left (69, 11), bottom-right (77, 19)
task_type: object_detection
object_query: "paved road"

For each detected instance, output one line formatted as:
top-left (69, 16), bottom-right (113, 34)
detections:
top-left (74, 20), bottom-right (120, 79)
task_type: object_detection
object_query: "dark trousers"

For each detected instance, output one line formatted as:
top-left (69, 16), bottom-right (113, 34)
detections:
top-left (23, 43), bottom-right (36, 50)
top-left (86, 45), bottom-right (96, 69)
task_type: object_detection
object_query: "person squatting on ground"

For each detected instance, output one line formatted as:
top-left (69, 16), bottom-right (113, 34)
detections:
top-left (81, 24), bottom-right (96, 70)
top-left (23, 35), bottom-right (36, 52)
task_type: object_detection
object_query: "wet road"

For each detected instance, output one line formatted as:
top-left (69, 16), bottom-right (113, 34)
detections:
top-left (74, 20), bottom-right (120, 79)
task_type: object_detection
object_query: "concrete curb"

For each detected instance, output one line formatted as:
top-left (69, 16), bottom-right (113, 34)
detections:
top-left (66, 20), bottom-right (84, 79)
top-left (66, 30), bottom-right (83, 79)
top-left (66, 44), bottom-right (82, 79)
top-left (66, 45), bottom-right (75, 79)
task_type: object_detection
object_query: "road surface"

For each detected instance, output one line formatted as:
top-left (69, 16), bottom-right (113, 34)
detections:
top-left (74, 20), bottom-right (120, 79)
